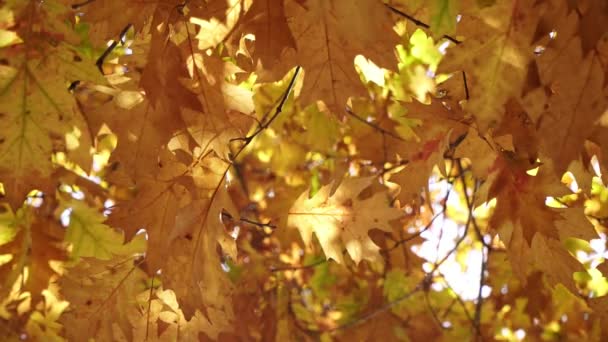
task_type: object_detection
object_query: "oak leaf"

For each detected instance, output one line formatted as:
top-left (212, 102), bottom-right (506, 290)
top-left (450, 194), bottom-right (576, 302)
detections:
top-left (0, 204), bottom-right (66, 304)
top-left (429, 0), bottom-right (459, 38)
top-left (534, 2), bottom-right (608, 173)
top-left (285, 0), bottom-right (399, 111)
top-left (25, 289), bottom-right (69, 342)
top-left (60, 198), bottom-right (146, 262)
top-left (482, 155), bottom-right (594, 291)
top-left (0, 1), bottom-right (104, 205)
top-left (131, 288), bottom-right (229, 341)
top-left (59, 257), bottom-right (149, 341)
top-left (230, 0), bottom-right (297, 81)
top-left (75, 0), bottom-right (170, 44)
top-left (438, 0), bottom-right (543, 131)
top-left (190, 0), bottom-right (251, 50)
top-left (288, 177), bottom-right (403, 264)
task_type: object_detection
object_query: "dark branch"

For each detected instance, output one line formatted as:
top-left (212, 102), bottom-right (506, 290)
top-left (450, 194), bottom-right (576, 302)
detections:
top-left (95, 24), bottom-right (132, 73)
top-left (382, 200), bottom-right (447, 252)
top-left (456, 160), bottom-right (492, 250)
top-left (462, 71), bottom-right (470, 100)
top-left (385, 4), bottom-right (462, 44)
top-left (239, 217), bottom-right (276, 230)
top-left (473, 247), bottom-right (488, 338)
top-left (344, 106), bottom-right (407, 142)
top-left (72, 0), bottom-right (95, 9)
top-left (436, 271), bottom-right (475, 325)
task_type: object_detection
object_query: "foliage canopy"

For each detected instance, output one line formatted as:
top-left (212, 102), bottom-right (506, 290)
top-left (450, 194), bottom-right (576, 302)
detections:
top-left (1, 0), bottom-right (608, 340)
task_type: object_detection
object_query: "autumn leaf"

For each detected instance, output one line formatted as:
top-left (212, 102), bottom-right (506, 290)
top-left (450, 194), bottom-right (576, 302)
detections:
top-left (429, 0), bottom-right (459, 38)
top-left (59, 256), bottom-right (149, 341)
top-left (60, 198), bottom-right (146, 261)
top-left (1, 0), bottom-right (608, 339)
top-left (131, 288), bottom-right (229, 341)
top-left (230, 0), bottom-right (297, 81)
top-left (534, 1), bottom-right (608, 173)
top-left (288, 177), bottom-right (403, 264)
top-left (438, 0), bottom-right (542, 131)
top-left (25, 289), bottom-right (69, 342)
top-left (285, 0), bottom-right (399, 111)
top-left (0, 1), bottom-right (104, 205)
top-left (190, 0), bottom-right (251, 51)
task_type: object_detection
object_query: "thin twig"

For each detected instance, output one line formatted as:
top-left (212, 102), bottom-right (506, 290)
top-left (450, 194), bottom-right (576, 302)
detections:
top-left (95, 24), bottom-right (132, 73)
top-left (462, 71), bottom-right (470, 100)
top-left (329, 284), bottom-right (423, 332)
top-left (345, 106), bottom-right (406, 141)
top-left (456, 160), bottom-right (492, 250)
top-left (473, 246), bottom-right (488, 339)
top-left (436, 271), bottom-right (474, 325)
top-left (239, 217), bottom-right (276, 230)
top-left (191, 67), bottom-right (301, 275)
top-left (430, 213), bottom-right (469, 273)
top-left (425, 290), bottom-right (445, 330)
top-left (72, 0), bottom-right (95, 9)
top-left (145, 275), bottom-right (155, 342)
top-left (241, 67), bottom-right (302, 144)
top-left (385, 4), bottom-right (462, 44)
top-left (382, 206), bottom-right (445, 252)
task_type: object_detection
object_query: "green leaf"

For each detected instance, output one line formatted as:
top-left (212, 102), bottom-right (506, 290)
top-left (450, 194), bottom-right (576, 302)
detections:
top-left (309, 259), bottom-right (336, 300)
top-left (0, 204), bottom-right (19, 245)
top-left (383, 269), bottom-right (417, 301)
top-left (430, 0), bottom-right (459, 38)
top-left (294, 104), bottom-right (340, 152)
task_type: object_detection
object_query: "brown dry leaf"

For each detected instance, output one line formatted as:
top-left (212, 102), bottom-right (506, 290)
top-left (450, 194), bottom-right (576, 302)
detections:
top-left (85, 98), bottom-right (185, 187)
top-left (347, 99), bottom-right (410, 165)
top-left (189, 0), bottom-right (251, 50)
top-left (58, 257), bottom-right (148, 341)
top-left (483, 154), bottom-right (591, 290)
top-left (2, 0), bottom-right (608, 339)
top-left (534, 1), bottom-right (608, 173)
top-left (438, 0), bottom-right (544, 131)
top-left (531, 234), bottom-right (584, 294)
top-left (186, 52), bottom-right (254, 115)
top-left (554, 207), bottom-right (597, 242)
top-left (108, 149), bottom-right (189, 272)
top-left (0, 0), bottom-right (106, 206)
top-left (75, 0), bottom-right (176, 44)
top-left (162, 188), bottom-right (237, 335)
top-left (0, 204), bottom-right (67, 306)
top-left (108, 134), bottom-right (237, 333)
top-left (230, 0), bottom-right (297, 81)
top-left (181, 53), bottom-right (256, 159)
top-left (453, 128), bottom-right (497, 179)
top-left (130, 288), bottom-right (229, 341)
top-left (388, 136), bottom-right (448, 204)
top-left (288, 177), bottom-right (403, 264)
top-left (285, 0), bottom-right (399, 111)
top-left (494, 99), bottom-right (540, 163)
top-left (23, 216), bottom-right (66, 303)
top-left (139, 25), bottom-right (201, 115)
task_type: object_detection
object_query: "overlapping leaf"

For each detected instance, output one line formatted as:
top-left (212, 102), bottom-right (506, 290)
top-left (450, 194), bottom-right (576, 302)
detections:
top-left (289, 177), bottom-right (403, 264)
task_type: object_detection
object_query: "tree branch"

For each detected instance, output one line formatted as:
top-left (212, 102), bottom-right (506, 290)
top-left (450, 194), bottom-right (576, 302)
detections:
top-left (384, 4), bottom-right (462, 44)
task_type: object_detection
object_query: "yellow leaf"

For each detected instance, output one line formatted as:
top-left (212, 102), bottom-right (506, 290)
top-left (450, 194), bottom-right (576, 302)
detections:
top-left (61, 199), bottom-right (146, 261)
top-left (285, 0), bottom-right (398, 110)
top-left (438, 0), bottom-right (542, 131)
top-left (288, 177), bottom-right (403, 264)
